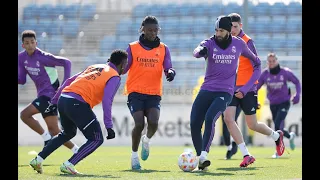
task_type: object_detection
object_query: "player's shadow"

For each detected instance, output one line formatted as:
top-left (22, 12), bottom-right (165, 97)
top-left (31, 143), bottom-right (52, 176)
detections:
top-left (121, 169), bottom-right (171, 173)
top-left (217, 158), bottom-right (241, 161)
top-left (18, 164), bottom-right (58, 167)
top-left (59, 173), bottom-right (119, 178)
top-left (216, 167), bottom-right (260, 171)
top-left (191, 171), bottom-right (234, 176)
top-left (265, 157), bottom-right (291, 159)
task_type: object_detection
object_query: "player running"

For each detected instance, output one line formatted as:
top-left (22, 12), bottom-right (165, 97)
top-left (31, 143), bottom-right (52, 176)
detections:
top-left (190, 15), bottom-right (261, 170)
top-left (29, 50), bottom-right (128, 175)
top-left (257, 52), bottom-right (301, 158)
top-left (123, 15), bottom-right (176, 170)
top-left (223, 13), bottom-right (285, 167)
top-left (18, 30), bottom-right (78, 153)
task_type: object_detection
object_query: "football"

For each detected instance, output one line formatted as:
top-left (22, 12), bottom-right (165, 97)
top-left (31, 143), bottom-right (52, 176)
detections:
top-left (177, 151), bottom-right (198, 172)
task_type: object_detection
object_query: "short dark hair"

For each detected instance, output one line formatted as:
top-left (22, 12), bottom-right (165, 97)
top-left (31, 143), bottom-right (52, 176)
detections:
top-left (109, 49), bottom-right (128, 65)
top-left (228, 13), bottom-right (242, 23)
top-left (141, 15), bottom-right (158, 26)
top-left (21, 30), bottom-right (36, 42)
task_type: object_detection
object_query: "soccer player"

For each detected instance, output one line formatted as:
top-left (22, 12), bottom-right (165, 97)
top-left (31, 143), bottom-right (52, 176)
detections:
top-left (222, 105), bottom-right (242, 159)
top-left (123, 15), bottom-right (176, 170)
top-left (18, 30), bottom-right (78, 153)
top-left (29, 49), bottom-right (128, 175)
top-left (223, 13), bottom-right (285, 167)
top-left (257, 53), bottom-right (301, 158)
top-left (191, 15), bottom-right (261, 170)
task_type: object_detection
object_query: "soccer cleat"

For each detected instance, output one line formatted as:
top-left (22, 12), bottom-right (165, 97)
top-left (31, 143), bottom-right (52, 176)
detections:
top-left (289, 132), bottom-right (296, 150)
top-left (275, 130), bottom-right (285, 156)
top-left (225, 150), bottom-right (233, 160)
top-left (60, 162), bottom-right (82, 175)
top-left (131, 156), bottom-right (141, 170)
top-left (226, 142), bottom-right (238, 160)
top-left (140, 135), bottom-right (150, 161)
top-left (231, 141), bottom-right (238, 155)
top-left (198, 157), bottom-right (211, 170)
top-left (271, 151), bottom-right (280, 159)
top-left (29, 158), bottom-right (43, 174)
top-left (240, 155), bottom-right (255, 167)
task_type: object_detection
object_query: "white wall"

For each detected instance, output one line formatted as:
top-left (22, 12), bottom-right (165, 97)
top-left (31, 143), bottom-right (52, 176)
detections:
top-left (18, 104), bottom-right (302, 147)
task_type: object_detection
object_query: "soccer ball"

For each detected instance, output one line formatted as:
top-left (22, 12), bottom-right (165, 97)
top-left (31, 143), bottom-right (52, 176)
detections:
top-left (178, 151), bottom-right (198, 172)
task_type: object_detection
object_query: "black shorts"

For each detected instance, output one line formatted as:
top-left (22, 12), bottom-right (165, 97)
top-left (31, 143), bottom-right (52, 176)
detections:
top-left (229, 91), bottom-right (258, 115)
top-left (127, 92), bottom-right (161, 115)
top-left (32, 95), bottom-right (58, 118)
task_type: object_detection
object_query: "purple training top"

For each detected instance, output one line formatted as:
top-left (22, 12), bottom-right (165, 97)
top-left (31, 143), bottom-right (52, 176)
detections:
top-left (18, 48), bottom-right (71, 99)
top-left (257, 67), bottom-right (301, 105)
top-left (51, 62), bottom-right (120, 129)
top-left (193, 36), bottom-right (261, 96)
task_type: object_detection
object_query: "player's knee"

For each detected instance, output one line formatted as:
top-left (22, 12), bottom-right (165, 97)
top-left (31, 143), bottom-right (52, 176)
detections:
top-left (223, 114), bottom-right (234, 125)
top-left (190, 120), bottom-right (201, 132)
top-left (48, 126), bottom-right (61, 136)
top-left (148, 121), bottom-right (158, 130)
top-left (20, 110), bottom-right (31, 122)
top-left (134, 122), bottom-right (145, 131)
top-left (247, 121), bottom-right (257, 131)
top-left (63, 128), bottom-right (77, 140)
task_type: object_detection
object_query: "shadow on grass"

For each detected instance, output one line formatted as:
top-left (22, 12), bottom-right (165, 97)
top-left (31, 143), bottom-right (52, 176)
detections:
top-left (265, 157), bottom-right (291, 159)
top-left (121, 169), bottom-right (171, 173)
top-left (59, 173), bottom-right (120, 178)
top-left (191, 170), bottom-right (234, 176)
top-left (18, 164), bottom-right (58, 167)
top-left (216, 167), bottom-right (261, 171)
top-left (216, 158), bottom-right (242, 161)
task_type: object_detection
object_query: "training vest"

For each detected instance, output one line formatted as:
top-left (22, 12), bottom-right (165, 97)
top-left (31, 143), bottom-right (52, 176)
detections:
top-left (236, 34), bottom-right (259, 86)
top-left (63, 64), bottom-right (119, 108)
top-left (124, 41), bottom-right (165, 96)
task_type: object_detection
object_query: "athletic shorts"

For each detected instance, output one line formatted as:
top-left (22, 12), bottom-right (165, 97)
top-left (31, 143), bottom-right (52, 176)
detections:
top-left (127, 92), bottom-right (161, 115)
top-left (229, 91), bottom-right (258, 115)
top-left (32, 95), bottom-right (58, 118)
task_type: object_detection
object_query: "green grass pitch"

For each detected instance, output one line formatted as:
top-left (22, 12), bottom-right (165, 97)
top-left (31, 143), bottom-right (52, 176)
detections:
top-left (18, 146), bottom-right (302, 180)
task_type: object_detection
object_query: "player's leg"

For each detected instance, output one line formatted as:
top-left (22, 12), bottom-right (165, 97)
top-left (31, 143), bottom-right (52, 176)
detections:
top-left (200, 92), bottom-right (232, 169)
top-left (20, 97), bottom-right (52, 145)
top-left (242, 92), bottom-right (285, 157)
top-left (140, 95), bottom-right (161, 161)
top-left (61, 97), bottom-right (104, 175)
top-left (224, 105), bottom-right (242, 159)
top-left (272, 101), bottom-right (296, 150)
top-left (42, 105), bottom-right (78, 153)
top-left (224, 96), bottom-right (255, 167)
top-left (30, 96), bottom-right (78, 174)
top-left (222, 114), bottom-right (232, 159)
top-left (269, 104), bottom-right (280, 158)
top-left (127, 92), bottom-right (145, 170)
top-left (232, 105), bottom-right (242, 150)
top-left (190, 90), bottom-right (212, 157)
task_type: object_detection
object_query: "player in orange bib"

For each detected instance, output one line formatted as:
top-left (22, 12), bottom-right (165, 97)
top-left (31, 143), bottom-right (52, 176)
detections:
top-left (223, 13), bottom-right (285, 167)
top-left (29, 50), bottom-right (128, 175)
top-left (123, 16), bottom-right (176, 170)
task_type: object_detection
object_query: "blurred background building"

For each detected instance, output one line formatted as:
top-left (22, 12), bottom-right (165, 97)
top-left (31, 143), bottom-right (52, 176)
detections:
top-left (18, 0), bottom-right (302, 146)
top-left (18, 0), bottom-right (302, 105)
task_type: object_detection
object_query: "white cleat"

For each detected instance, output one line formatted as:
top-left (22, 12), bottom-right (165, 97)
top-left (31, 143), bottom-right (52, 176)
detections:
top-left (131, 156), bottom-right (141, 170)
